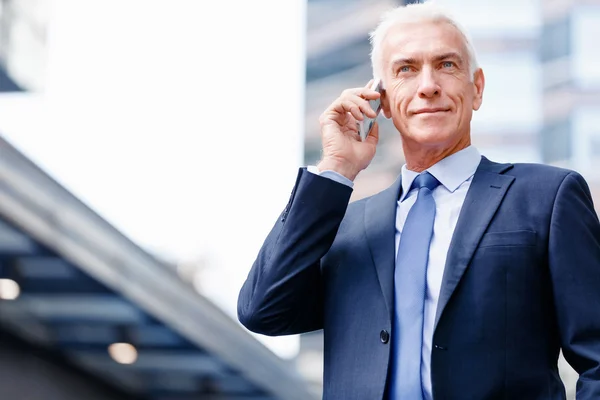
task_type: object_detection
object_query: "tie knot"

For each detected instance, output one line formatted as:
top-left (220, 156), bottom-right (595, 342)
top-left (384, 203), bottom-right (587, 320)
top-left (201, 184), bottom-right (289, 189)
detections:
top-left (410, 172), bottom-right (440, 192)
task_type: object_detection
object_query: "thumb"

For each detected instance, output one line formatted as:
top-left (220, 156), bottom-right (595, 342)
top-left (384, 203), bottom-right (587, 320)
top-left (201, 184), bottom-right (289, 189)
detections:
top-left (365, 121), bottom-right (380, 145)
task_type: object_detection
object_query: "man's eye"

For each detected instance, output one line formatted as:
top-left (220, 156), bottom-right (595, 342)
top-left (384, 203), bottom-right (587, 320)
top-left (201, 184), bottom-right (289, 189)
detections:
top-left (400, 66), bottom-right (411, 73)
top-left (442, 61), bottom-right (454, 68)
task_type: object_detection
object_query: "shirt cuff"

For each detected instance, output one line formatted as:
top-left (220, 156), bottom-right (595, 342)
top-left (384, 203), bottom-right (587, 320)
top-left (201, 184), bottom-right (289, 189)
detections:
top-left (307, 165), bottom-right (354, 188)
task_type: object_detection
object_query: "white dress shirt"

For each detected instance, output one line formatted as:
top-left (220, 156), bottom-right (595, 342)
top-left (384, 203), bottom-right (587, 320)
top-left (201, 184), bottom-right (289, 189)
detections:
top-left (309, 145), bottom-right (482, 399)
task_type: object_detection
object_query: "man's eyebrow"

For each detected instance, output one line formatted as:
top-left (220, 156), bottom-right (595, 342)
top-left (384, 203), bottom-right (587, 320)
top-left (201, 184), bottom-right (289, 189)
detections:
top-left (391, 58), bottom-right (417, 68)
top-left (433, 52), bottom-right (463, 63)
top-left (390, 52), bottom-right (464, 69)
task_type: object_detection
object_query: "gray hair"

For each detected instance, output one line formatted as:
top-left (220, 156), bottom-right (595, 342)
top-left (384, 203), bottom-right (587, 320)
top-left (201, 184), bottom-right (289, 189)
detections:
top-left (369, 1), bottom-right (479, 83)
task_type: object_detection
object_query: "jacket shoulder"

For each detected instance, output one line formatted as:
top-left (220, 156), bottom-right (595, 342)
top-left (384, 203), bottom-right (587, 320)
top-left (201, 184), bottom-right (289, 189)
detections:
top-left (507, 162), bottom-right (588, 187)
top-left (509, 162), bottom-right (575, 177)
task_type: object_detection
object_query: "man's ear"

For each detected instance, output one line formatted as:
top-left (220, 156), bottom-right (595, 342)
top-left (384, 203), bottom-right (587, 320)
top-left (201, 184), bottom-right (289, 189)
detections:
top-left (381, 88), bottom-right (392, 119)
top-left (472, 68), bottom-right (485, 111)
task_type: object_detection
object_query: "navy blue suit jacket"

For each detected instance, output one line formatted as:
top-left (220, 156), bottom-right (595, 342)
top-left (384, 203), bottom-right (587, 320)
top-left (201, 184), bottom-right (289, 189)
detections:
top-left (238, 157), bottom-right (600, 399)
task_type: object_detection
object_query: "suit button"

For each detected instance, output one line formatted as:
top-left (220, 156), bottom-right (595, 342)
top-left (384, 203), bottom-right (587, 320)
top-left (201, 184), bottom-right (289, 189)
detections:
top-left (380, 330), bottom-right (389, 344)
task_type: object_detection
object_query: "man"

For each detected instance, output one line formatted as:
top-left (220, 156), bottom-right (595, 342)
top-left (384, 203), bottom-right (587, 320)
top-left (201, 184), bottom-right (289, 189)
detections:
top-left (237, 2), bottom-right (600, 399)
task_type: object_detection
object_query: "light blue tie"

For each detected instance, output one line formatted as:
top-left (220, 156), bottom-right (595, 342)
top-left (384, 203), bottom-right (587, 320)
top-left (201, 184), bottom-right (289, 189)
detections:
top-left (389, 172), bottom-right (440, 400)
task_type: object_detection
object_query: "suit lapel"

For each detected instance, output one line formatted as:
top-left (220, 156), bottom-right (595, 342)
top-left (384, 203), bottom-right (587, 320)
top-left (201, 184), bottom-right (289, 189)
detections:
top-left (364, 174), bottom-right (402, 323)
top-left (434, 157), bottom-right (515, 329)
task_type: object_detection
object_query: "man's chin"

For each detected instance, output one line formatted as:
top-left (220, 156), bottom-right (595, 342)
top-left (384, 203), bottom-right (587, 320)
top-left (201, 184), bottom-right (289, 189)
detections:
top-left (403, 128), bottom-right (456, 147)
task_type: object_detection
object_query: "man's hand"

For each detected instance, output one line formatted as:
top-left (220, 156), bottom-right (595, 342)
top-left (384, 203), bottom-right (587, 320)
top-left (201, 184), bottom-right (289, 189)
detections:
top-left (317, 80), bottom-right (381, 181)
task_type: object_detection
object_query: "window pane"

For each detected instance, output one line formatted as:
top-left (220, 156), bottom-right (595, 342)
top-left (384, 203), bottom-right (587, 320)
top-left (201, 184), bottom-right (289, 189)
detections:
top-left (472, 52), bottom-right (542, 132)
top-left (571, 8), bottom-right (600, 88)
top-left (439, 0), bottom-right (540, 37)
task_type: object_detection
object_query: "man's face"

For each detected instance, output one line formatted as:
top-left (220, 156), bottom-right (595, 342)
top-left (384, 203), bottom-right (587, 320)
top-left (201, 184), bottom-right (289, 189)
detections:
top-left (380, 20), bottom-right (484, 152)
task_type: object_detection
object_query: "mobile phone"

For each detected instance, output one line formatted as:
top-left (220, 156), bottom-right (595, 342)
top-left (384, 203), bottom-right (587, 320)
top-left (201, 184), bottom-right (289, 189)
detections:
top-left (357, 78), bottom-right (383, 141)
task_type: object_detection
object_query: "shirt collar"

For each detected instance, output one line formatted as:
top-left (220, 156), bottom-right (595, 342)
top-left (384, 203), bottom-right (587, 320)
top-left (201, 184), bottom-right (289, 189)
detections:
top-left (399, 145), bottom-right (482, 202)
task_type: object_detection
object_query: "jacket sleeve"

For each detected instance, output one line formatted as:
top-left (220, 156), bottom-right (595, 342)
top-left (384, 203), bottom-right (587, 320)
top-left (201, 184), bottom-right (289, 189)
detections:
top-left (549, 171), bottom-right (600, 398)
top-left (237, 168), bottom-right (353, 336)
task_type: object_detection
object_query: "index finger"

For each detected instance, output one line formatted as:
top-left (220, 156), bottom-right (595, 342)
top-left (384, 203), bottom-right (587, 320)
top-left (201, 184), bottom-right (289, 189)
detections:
top-left (353, 81), bottom-right (380, 100)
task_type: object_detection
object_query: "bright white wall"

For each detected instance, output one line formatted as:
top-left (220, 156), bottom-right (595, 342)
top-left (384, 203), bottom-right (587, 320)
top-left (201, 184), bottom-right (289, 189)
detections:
top-left (0, 0), bottom-right (306, 359)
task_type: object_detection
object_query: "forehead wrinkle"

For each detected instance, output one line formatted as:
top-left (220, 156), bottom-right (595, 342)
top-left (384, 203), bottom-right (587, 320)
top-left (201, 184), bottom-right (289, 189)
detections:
top-left (381, 21), bottom-right (470, 70)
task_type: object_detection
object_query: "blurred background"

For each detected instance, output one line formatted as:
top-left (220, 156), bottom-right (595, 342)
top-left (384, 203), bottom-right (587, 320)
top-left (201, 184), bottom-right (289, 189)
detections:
top-left (0, 0), bottom-right (594, 398)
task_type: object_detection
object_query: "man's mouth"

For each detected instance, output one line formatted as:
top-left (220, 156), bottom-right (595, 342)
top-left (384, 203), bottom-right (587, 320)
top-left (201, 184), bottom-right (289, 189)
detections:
top-left (412, 107), bottom-right (450, 115)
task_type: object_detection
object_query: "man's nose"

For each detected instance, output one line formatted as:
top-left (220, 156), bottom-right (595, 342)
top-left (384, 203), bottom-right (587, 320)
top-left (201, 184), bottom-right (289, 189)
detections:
top-left (417, 67), bottom-right (441, 98)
